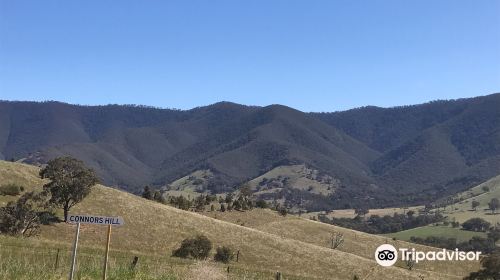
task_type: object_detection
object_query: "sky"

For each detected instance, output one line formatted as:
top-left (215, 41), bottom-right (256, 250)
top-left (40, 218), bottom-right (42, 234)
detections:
top-left (0, 0), bottom-right (499, 112)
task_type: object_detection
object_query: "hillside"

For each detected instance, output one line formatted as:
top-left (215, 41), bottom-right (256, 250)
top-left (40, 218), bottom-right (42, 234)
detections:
top-left (1, 93), bottom-right (499, 209)
top-left (245, 165), bottom-right (339, 211)
top-left (0, 101), bottom-right (378, 196)
top-left (312, 93), bottom-right (500, 206)
top-left (0, 161), bottom-right (481, 279)
top-left (440, 174), bottom-right (500, 224)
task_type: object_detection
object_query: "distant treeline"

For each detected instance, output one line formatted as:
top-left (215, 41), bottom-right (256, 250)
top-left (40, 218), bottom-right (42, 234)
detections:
top-left (318, 212), bottom-right (444, 234)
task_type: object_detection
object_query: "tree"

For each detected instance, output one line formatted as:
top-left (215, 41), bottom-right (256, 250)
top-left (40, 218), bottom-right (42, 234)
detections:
top-left (406, 210), bottom-right (415, 218)
top-left (233, 199), bottom-right (242, 211)
top-left (225, 193), bottom-right (234, 204)
top-left (172, 235), bottom-right (212, 260)
top-left (153, 190), bottom-right (166, 204)
top-left (142, 186), bottom-right (153, 200)
top-left (256, 200), bottom-right (268, 209)
top-left (278, 207), bottom-right (288, 217)
top-left (239, 184), bottom-right (253, 198)
top-left (220, 203), bottom-right (226, 212)
top-left (487, 228), bottom-right (500, 242)
top-left (330, 232), bottom-right (344, 249)
top-left (462, 218), bottom-right (491, 232)
top-left (0, 191), bottom-right (49, 237)
top-left (482, 186), bottom-right (490, 193)
top-left (464, 250), bottom-right (500, 280)
top-left (354, 207), bottom-right (369, 217)
top-left (194, 195), bottom-right (206, 212)
top-left (488, 198), bottom-right (499, 214)
top-left (39, 157), bottom-right (99, 221)
top-left (170, 196), bottom-right (192, 210)
top-left (214, 246), bottom-right (234, 263)
top-left (472, 200), bottom-right (480, 211)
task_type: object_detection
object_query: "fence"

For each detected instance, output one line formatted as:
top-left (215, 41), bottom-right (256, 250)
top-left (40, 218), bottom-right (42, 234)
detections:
top-left (0, 242), bottom-right (302, 280)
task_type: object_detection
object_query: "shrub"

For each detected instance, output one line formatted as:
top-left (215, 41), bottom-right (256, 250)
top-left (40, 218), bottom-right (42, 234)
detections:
top-left (256, 200), bottom-right (268, 208)
top-left (38, 211), bottom-right (60, 225)
top-left (278, 207), bottom-right (288, 216)
top-left (0, 184), bottom-right (24, 196)
top-left (214, 246), bottom-right (233, 263)
top-left (487, 228), bottom-right (500, 242)
top-left (0, 192), bottom-right (48, 237)
top-left (462, 218), bottom-right (491, 232)
top-left (172, 235), bottom-right (212, 260)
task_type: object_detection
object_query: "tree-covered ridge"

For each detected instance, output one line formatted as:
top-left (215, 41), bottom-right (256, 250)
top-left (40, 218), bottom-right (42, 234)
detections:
top-left (0, 93), bottom-right (499, 209)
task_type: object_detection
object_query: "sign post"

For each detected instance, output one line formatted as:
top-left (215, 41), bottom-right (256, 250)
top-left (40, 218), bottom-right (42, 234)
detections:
top-left (102, 225), bottom-right (112, 280)
top-left (67, 214), bottom-right (124, 280)
top-left (69, 222), bottom-right (80, 280)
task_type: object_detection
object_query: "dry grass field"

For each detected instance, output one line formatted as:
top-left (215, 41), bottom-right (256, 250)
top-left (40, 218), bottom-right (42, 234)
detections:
top-left (0, 160), bottom-right (483, 279)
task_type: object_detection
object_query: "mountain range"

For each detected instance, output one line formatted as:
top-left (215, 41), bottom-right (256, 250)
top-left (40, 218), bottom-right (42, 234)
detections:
top-left (1, 93), bottom-right (499, 209)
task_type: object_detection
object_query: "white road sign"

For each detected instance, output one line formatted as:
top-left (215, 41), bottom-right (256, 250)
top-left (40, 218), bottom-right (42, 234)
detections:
top-left (68, 214), bottom-right (124, 226)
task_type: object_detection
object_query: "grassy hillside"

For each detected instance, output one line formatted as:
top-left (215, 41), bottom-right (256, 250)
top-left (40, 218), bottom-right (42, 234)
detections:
top-left (0, 161), bottom-right (481, 279)
top-left (305, 206), bottom-right (423, 220)
top-left (383, 225), bottom-right (487, 243)
top-left (167, 170), bottom-right (215, 193)
top-left (440, 174), bottom-right (500, 224)
top-left (333, 175), bottom-right (500, 242)
top-left (0, 160), bottom-right (46, 206)
top-left (247, 165), bottom-right (338, 196)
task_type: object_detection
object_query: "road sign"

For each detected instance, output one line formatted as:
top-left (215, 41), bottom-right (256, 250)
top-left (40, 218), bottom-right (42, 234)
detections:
top-left (67, 214), bottom-right (124, 280)
top-left (67, 214), bottom-right (124, 226)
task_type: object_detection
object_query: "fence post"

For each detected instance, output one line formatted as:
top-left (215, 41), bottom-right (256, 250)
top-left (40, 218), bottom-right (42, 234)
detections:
top-left (130, 256), bottom-right (139, 270)
top-left (54, 248), bottom-right (60, 271)
top-left (236, 250), bottom-right (240, 262)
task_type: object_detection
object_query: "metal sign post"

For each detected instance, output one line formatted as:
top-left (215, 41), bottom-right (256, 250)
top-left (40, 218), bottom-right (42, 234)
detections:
top-left (67, 214), bottom-right (124, 280)
top-left (69, 223), bottom-right (81, 280)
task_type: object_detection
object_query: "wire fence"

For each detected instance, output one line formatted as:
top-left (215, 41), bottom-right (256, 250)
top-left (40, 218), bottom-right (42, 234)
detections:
top-left (0, 241), bottom-right (303, 280)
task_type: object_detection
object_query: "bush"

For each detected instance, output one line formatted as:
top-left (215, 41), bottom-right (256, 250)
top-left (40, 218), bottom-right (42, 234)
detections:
top-left (462, 218), bottom-right (491, 232)
top-left (38, 211), bottom-right (60, 225)
top-left (172, 235), bottom-right (212, 260)
top-left (0, 184), bottom-right (24, 196)
top-left (278, 207), bottom-right (288, 216)
top-left (0, 192), bottom-right (48, 237)
top-left (214, 246), bottom-right (233, 263)
top-left (256, 200), bottom-right (268, 208)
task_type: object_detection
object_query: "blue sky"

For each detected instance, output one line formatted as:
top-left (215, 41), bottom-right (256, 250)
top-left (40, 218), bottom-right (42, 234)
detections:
top-left (1, 0), bottom-right (499, 112)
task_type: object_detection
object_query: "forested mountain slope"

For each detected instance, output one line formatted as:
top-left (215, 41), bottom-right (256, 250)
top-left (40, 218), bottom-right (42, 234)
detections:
top-left (1, 93), bottom-right (498, 208)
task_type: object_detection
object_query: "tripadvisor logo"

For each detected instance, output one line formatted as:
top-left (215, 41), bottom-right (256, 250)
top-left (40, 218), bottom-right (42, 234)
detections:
top-left (374, 244), bottom-right (481, 267)
top-left (375, 244), bottom-right (398, 266)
